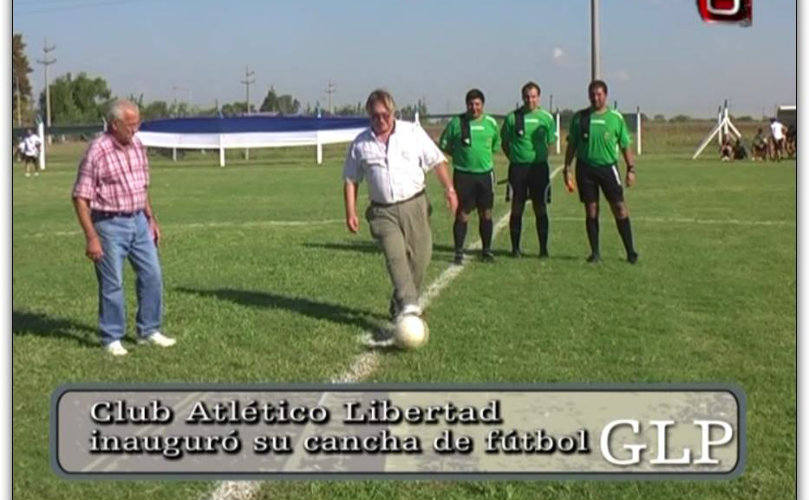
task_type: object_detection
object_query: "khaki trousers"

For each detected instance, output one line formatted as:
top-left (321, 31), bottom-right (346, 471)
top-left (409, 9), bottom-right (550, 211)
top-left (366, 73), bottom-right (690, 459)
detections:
top-left (365, 194), bottom-right (432, 309)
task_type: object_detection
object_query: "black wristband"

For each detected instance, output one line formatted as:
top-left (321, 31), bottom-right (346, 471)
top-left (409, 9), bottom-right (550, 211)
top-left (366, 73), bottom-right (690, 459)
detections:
top-left (627, 165), bottom-right (636, 172)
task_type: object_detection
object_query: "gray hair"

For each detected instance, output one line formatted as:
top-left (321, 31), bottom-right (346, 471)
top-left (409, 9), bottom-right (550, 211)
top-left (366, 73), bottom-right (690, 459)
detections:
top-left (107, 99), bottom-right (139, 122)
top-left (365, 89), bottom-right (396, 115)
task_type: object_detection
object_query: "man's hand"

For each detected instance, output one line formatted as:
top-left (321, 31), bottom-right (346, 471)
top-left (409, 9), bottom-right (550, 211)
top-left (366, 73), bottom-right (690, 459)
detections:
top-left (149, 218), bottom-right (162, 246)
top-left (445, 188), bottom-right (459, 215)
top-left (626, 169), bottom-right (636, 188)
top-left (346, 213), bottom-right (360, 233)
top-left (563, 168), bottom-right (576, 192)
top-left (86, 235), bottom-right (103, 262)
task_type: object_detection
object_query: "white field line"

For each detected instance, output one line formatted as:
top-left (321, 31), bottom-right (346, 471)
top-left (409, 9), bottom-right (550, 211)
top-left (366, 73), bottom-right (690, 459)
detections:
top-left (552, 215), bottom-right (794, 227)
top-left (21, 214), bottom-right (792, 241)
top-left (207, 166), bottom-right (564, 500)
top-left (18, 219), bottom-right (344, 239)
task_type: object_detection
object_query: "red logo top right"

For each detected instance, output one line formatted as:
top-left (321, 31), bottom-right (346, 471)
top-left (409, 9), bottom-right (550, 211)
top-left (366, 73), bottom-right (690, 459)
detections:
top-left (696, 0), bottom-right (753, 26)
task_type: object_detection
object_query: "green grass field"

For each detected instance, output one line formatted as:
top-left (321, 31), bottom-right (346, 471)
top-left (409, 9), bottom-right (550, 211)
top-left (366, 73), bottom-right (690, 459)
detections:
top-left (12, 138), bottom-right (796, 500)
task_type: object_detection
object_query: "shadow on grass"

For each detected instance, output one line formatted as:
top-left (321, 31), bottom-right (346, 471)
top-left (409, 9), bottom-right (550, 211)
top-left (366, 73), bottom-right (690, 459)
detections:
top-left (12, 310), bottom-right (97, 347)
top-left (175, 287), bottom-right (387, 334)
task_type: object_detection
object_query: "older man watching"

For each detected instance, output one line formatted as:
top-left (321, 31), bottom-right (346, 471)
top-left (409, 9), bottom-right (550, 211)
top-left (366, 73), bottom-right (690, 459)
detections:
top-left (72, 99), bottom-right (175, 356)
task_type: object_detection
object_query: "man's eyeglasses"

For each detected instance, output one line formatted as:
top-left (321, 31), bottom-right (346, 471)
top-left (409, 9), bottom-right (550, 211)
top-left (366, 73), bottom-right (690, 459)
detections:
top-left (370, 111), bottom-right (391, 120)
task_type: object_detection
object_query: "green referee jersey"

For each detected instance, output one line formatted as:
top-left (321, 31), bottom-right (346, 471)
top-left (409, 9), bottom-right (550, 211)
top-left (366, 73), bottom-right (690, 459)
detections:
top-left (568, 107), bottom-right (631, 166)
top-left (501, 107), bottom-right (557, 164)
top-left (439, 113), bottom-right (501, 173)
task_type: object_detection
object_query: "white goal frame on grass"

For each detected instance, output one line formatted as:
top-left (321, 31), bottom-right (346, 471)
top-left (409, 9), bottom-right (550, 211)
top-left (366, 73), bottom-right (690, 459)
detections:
top-left (692, 101), bottom-right (743, 159)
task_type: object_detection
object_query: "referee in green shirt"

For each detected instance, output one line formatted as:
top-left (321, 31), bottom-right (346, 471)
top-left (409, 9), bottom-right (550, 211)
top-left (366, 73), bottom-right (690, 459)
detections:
top-left (501, 81), bottom-right (557, 258)
top-left (563, 80), bottom-right (638, 263)
top-left (439, 89), bottom-right (501, 264)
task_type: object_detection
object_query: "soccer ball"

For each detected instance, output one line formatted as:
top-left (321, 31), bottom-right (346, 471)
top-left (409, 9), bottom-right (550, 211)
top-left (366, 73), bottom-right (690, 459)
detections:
top-left (394, 315), bottom-right (429, 350)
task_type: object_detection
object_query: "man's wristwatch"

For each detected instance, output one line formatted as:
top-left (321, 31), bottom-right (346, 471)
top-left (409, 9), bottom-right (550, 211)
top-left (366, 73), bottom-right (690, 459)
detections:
top-left (627, 165), bottom-right (636, 173)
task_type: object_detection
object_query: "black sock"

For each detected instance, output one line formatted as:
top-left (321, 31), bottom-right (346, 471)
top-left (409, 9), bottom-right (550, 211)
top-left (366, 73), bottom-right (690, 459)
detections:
top-left (616, 217), bottom-right (636, 255)
top-left (586, 217), bottom-right (599, 256)
top-left (480, 218), bottom-right (493, 253)
top-left (537, 212), bottom-right (549, 254)
top-left (509, 215), bottom-right (522, 251)
top-left (453, 219), bottom-right (468, 254)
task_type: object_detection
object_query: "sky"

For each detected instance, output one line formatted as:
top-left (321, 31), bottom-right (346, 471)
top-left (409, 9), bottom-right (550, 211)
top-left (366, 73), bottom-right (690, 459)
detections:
top-left (11, 0), bottom-right (797, 118)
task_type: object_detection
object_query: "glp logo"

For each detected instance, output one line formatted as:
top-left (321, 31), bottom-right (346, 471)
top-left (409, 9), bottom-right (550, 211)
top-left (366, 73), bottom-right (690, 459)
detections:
top-left (696, 0), bottom-right (752, 26)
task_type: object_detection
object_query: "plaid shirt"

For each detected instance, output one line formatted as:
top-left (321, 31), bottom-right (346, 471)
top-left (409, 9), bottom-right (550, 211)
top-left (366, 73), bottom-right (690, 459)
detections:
top-left (72, 133), bottom-right (150, 213)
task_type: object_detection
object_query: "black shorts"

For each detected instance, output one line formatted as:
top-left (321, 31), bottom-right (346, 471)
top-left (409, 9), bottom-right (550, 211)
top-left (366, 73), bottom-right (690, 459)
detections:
top-left (23, 155), bottom-right (37, 164)
top-left (453, 170), bottom-right (495, 213)
top-left (576, 161), bottom-right (624, 204)
top-left (508, 162), bottom-right (551, 205)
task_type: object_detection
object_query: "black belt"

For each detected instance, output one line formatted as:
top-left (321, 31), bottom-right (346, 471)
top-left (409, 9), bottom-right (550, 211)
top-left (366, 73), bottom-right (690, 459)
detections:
top-left (91, 209), bottom-right (142, 219)
top-left (371, 190), bottom-right (425, 208)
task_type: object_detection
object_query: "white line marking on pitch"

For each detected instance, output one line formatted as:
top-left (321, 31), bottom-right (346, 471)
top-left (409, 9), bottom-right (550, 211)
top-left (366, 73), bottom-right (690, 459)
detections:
top-left (21, 214), bottom-right (793, 241)
top-left (553, 215), bottom-right (793, 227)
top-left (206, 166), bottom-right (564, 500)
top-left (19, 219), bottom-right (344, 239)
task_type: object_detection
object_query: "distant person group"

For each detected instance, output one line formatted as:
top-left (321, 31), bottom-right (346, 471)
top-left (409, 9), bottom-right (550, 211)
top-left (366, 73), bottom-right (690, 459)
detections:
top-left (343, 80), bottom-right (638, 324)
top-left (735, 117), bottom-right (796, 163)
top-left (71, 81), bottom-right (639, 354)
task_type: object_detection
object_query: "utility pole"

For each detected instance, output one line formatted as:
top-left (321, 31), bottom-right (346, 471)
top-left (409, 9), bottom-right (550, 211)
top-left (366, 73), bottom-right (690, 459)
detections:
top-left (325, 80), bottom-right (336, 115)
top-left (591, 0), bottom-right (600, 82)
top-left (241, 66), bottom-right (255, 115)
top-left (37, 37), bottom-right (56, 140)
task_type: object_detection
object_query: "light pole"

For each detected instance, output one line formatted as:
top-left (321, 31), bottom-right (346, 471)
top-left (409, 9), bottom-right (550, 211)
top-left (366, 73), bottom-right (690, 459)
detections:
top-left (591, 0), bottom-right (600, 82)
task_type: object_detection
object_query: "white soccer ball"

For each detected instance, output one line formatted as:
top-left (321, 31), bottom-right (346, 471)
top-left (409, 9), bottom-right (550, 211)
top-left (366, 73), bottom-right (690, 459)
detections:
top-left (394, 315), bottom-right (429, 350)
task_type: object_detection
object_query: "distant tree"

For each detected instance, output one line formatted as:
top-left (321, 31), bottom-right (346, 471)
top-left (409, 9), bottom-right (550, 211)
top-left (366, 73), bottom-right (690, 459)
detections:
top-left (259, 86), bottom-right (300, 115)
top-left (12, 33), bottom-right (34, 125)
top-left (333, 104), bottom-right (359, 116)
top-left (399, 98), bottom-right (429, 120)
top-left (221, 101), bottom-right (253, 115)
top-left (558, 108), bottom-right (576, 128)
top-left (653, 114), bottom-right (666, 121)
top-left (42, 72), bottom-right (112, 124)
top-left (669, 114), bottom-right (691, 123)
top-left (139, 100), bottom-right (167, 120)
top-left (734, 115), bottom-right (754, 122)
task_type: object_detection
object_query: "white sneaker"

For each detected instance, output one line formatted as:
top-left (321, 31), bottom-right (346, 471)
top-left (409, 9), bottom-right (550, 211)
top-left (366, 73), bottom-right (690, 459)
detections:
top-left (105, 341), bottom-right (128, 356)
top-left (399, 304), bottom-right (422, 318)
top-left (139, 332), bottom-right (176, 347)
top-left (25, 173), bottom-right (30, 177)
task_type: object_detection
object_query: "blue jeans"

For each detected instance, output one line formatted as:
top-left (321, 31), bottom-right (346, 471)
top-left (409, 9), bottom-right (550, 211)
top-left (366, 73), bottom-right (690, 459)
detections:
top-left (92, 211), bottom-right (163, 345)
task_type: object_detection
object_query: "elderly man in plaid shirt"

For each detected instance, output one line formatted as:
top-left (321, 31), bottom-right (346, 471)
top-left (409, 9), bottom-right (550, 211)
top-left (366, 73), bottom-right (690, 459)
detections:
top-left (72, 99), bottom-right (176, 356)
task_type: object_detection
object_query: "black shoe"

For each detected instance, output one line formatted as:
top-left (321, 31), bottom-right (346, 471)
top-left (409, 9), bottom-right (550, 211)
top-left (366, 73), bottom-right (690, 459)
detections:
top-left (627, 252), bottom-right (639, 264)
top-left (388, 297), bottom-right (399, 320)
top-left (453, 252), bottom-right (464, 265)
top-left (481, 250), bottom-right (495, 263)
top-left (511, 249), bottom-right (523, 258)
top-left (539, 250), bottom-right (549, 259)
top-left (586, 253), bottom-right (601, 263)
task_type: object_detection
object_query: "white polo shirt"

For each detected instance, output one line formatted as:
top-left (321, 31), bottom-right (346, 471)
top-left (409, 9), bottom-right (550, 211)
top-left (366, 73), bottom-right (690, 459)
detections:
top-left (22, 134), bottom-right (41, 157)
top-left (771, 121), bottom-right (785, 141)
top-left (343, 120), bottom-right (446, 205)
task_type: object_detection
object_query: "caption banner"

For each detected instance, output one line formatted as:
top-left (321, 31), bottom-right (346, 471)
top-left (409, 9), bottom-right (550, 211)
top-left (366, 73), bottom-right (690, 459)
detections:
top-left (52, 385), bottom-right (745, 479)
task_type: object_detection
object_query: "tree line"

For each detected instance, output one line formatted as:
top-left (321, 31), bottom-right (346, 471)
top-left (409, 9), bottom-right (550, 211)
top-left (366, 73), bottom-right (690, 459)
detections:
top-left (12, 33), bottom-right (429, 126)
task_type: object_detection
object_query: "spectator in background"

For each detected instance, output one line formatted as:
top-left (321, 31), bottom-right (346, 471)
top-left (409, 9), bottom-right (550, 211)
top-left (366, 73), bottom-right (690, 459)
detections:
top-left (752, 128), bottom-right (768, 161)
top-left (720, 135), bottom-right (733, 162)
top-left (20, 128), bottom-right (42, 177)
top-left (769, 117), bottom-right (787, 162)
